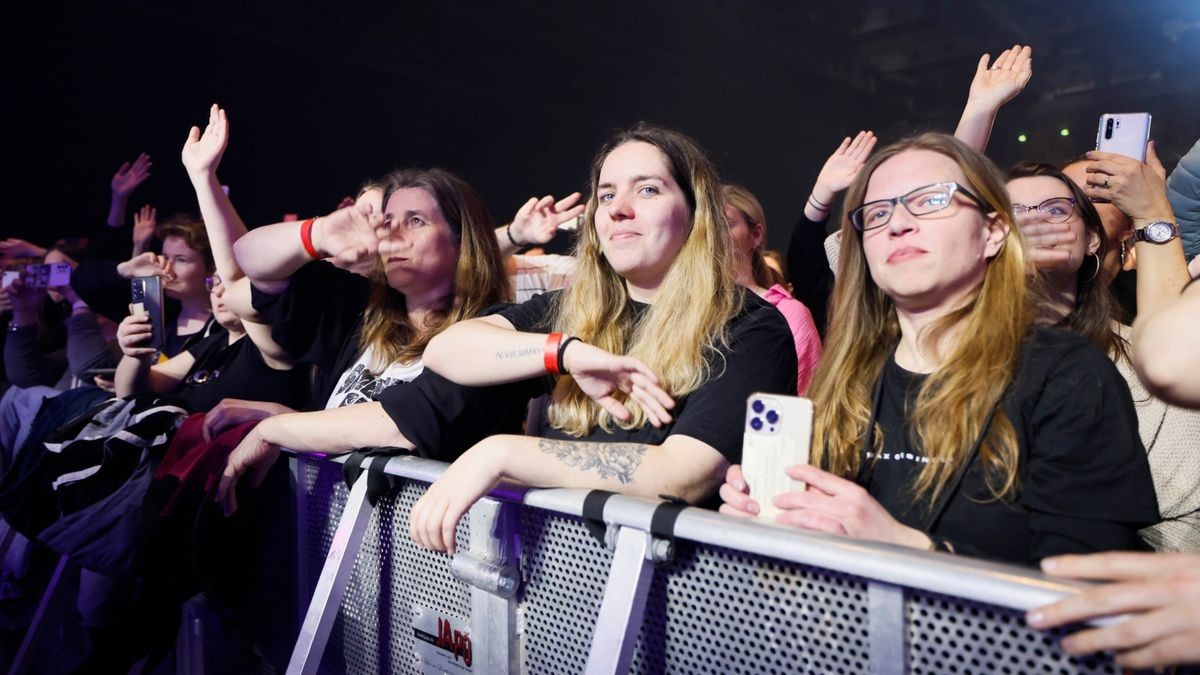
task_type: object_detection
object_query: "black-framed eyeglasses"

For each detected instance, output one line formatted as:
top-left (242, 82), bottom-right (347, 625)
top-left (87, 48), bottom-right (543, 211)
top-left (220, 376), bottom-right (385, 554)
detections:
top-left (849, 182), bottom-right (987, 232)
top-left (1011, 197), bottom-right (1077, 223)
top-left (204, 274), bottom-right (222, 292)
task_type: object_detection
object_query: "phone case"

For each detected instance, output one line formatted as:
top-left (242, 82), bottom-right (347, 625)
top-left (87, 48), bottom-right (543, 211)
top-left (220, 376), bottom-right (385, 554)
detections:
top-left (1096, 113), bottom-right (1151, 162)
top-left (130, 276), bottom-right (166, 351)
top-left (741, 394), bottom-right (813, 520)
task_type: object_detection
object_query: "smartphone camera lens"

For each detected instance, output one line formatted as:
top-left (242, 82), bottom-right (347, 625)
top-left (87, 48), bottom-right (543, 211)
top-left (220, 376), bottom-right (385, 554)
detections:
top-left (766, 410), bottom-right (779, 425)
top-left (751, 400), bottom-right (765, 414)
top-left (1105, 118), bottom-right (1114, 140)
top-left (750, 417), bottom-right (763, 431)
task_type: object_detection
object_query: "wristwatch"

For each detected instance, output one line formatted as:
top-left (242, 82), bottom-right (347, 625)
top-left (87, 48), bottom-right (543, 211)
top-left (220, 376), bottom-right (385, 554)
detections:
top-left (1131, 220), bottom-right (1179, 244)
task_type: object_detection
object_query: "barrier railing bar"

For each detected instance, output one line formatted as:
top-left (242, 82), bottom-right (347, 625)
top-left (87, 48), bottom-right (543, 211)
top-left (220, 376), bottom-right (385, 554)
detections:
top-left (283, 452), bottom-right (1091, 614)
top-left (584, 526), bottom-right (656, 675)
top-left (287, 456), bottom-right (377, 675)
top-left (867, 581), bottom-right (908, 675)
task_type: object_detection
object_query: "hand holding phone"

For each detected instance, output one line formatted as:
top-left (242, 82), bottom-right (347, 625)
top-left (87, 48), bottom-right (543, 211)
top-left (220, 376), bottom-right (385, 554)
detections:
top-left (130, 276), bottom-right (165, 352)
top-left (740, 394), bottom-right (813, 520)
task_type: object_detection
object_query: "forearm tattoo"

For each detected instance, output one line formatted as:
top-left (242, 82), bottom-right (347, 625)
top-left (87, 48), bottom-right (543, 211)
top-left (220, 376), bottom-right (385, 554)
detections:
top-left (495, 346), bottom-right (541, 360)
top-left (537, 439), bottom-right (646, 484)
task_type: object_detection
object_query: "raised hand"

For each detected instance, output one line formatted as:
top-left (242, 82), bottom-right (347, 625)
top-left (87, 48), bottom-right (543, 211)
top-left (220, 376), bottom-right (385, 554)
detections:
top-left (3, 275), bottom-right (46, 320)
top-left (181, 104), bottom-right (229, 178)
top-left (562, 340), bottom-right (676, 427)
top-left (116, 251), bottom-right (172, 280)
top-left (313, 200), bottom-right (386, 268)
top-left (132, 204), bottom-right (158, 254)
top-left (1083, 146), bottom-right (1174, 221)
top-left (0, 238), bottom-right (48, 261)
top-left (508, 192), bottom-right (586, 247)
top-left (111, 152), bottom-right (152, 198)
top-left (966, 44), bottom-right (1033, 112)
top-left (813, 131), bottom-right (877, 205)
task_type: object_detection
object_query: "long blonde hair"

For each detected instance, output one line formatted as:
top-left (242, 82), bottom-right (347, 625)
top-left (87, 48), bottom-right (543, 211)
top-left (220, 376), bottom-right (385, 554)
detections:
top-left (808, 133), bottom-right (1033, 507)
top-left (359, 168), bottom-right (511, 369)
top-left (547, 123), bottom-right (742, 435)
top-left (721, 183), bottom-right (784, 290)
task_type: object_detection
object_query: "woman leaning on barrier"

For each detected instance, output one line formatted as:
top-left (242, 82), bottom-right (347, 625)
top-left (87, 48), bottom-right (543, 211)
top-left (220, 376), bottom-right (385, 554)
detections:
top-left (408, 122), bottom-right (797, 553)
top-left (720, 133), bottom-right (1158, 566)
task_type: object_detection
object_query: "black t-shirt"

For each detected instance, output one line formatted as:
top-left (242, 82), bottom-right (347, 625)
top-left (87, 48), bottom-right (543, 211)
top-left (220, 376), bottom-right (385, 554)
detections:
top-left (860, 327), bottom-right (1158, 566)
top-left (178, 332), bottom-right (310, 414)
top-left (787, 212), bottom-right (835, 338)
top-left (493, 289), bottom-right (798, 464)
top-left (250, 260), bottom-right (381, 407)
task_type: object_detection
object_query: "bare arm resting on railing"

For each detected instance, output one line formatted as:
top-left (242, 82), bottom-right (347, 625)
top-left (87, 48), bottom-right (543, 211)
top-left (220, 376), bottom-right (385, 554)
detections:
top-left (216, 401), bottom-right (413, 515)
top-left (409, 431), bottom-right (728, 554)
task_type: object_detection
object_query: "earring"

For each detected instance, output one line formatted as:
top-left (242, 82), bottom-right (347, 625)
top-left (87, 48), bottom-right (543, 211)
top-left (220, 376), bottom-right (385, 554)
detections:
top-left (1084, 250), bottom-right (1101, 284)
top-left (1119, 240), bottom-right (1127, 266)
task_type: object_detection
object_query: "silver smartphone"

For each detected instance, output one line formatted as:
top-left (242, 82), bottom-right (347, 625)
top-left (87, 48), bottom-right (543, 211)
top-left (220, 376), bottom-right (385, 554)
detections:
top-left (23, 262), bottom-right (72, 288)
top-left (130, 276), bottom-right (166, 351)
top-left (1095, 113), bottom-right (1151, 162)
top-left (741, 393), bottom-right (813, 520)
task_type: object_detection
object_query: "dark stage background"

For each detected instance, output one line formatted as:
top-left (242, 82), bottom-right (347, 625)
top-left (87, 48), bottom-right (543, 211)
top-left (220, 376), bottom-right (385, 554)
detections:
top-left (6, 1), bottom-right (1200, 252)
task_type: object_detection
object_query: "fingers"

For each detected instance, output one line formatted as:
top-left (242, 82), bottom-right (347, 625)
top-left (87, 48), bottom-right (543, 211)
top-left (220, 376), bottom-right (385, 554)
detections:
top-left (776, 508), bottom-right (848, 535)
top-left (718, 480), bottom-right (759, 517)
top-left (726, 463), bottom-right (747, 493)
top-left (1028, 579), bottom-right (1173, 629)
top-left (1041, 551), bottom-right (1195, 582)
top-left (1145, 140), bottom-right (1166, 178)
top-left (553, 192), bottom-right (583, 212)
top-left (783, 463), bottom-right (855, 496)
top-left (975, 53), bottom-right (990, 76)
top-left (1115, 630), bottom-right (1200, 669)
top-left (202, 406), bottom-right (223, 443)
top-left (832, 135), bottom-right (852, 156)
top-left (410, 487), bottom-right (464, 554)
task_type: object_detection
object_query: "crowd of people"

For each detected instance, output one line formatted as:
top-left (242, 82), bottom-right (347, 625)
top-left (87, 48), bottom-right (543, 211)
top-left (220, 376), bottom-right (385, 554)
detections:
top-left (2, 43), bottom-right (1199, 670)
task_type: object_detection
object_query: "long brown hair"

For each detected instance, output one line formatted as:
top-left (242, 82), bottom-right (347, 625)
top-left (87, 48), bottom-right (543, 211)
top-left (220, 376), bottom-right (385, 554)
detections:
top-left (808, 133), bottom-right (1033, 507)
top-left (547, 123), bottom-right (741, 435)
top-left (1007, 161), bottom-right (1129, 361)
top-left (359, 168), bottom-right (511, 369)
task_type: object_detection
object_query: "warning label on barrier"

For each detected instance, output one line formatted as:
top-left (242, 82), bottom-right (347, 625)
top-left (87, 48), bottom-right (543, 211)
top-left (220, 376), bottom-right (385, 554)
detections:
top-left (413, 605), bottom-right (472, 674)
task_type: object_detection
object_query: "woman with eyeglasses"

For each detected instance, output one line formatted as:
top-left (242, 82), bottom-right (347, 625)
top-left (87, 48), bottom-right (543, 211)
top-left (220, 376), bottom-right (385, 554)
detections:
top-left (1008, 162), bottom-right (1199, 552)
top-left (720, 133), bottom-right (1157, 566)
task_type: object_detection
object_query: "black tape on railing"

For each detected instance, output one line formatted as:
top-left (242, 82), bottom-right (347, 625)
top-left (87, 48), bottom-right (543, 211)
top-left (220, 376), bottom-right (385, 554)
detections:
top-left (342, 449), bottom-right (405, 506)
top-left (649, 496), bottom-right (689, 541)
top-left (581, 490), bottom-right (616, 545)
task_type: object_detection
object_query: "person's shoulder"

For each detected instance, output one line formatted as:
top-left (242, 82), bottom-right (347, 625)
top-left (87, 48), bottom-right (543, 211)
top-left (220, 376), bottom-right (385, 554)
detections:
top-left (1016, 326), bottom-right (1123, 392)
top-left (733, 288), bottom-right (792, 332)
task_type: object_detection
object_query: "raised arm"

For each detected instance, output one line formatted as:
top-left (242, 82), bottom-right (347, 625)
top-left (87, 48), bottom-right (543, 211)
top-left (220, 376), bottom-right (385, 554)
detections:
top-left (232, 199), bottom-right (385, 295)
top-left (953, 45), bottom-right (1032, 153)
top-left (410, 432), bottom-right (728, 553)
top-left (1083, 143), bottom-right (1190, 319)
top-left (496, 192), bottom-right (585, 256)
top-left (803, 130), bottom-right (877, 222)
top-left (181, 104), bottom-right (291, 367)
top-left (1132, 278), bottom-right (1200, 406)
top-left (107, 152), bottom-right (152, 228)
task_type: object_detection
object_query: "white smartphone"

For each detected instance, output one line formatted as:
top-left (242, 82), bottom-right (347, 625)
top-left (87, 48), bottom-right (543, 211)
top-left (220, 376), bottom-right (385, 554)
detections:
top-left (1, 270), bottom-right (18, 289)
top-left (1095, 113), bottom-right (1151, 162)
top-left (741, 393), bottom-right (813, 520)
top-left (23, 262), bottom-right (72, 288)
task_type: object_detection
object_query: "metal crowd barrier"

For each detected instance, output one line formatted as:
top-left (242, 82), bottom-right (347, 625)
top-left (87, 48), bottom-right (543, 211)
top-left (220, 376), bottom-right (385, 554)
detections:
top-left (277, 452), bottom-right (1127, 675)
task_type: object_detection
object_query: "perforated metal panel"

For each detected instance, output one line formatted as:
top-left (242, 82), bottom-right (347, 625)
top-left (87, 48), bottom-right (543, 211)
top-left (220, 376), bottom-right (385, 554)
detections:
top-left (907, 588), bottom-right (1118, 675)
top-left (298, 456), bottom-right (349, 597)
top-left (295, 460), bottom-right (470, 675)
top-left (519, 510), bottom-right (614, 674)
top-left (629, 543), bottom-right (871, 674)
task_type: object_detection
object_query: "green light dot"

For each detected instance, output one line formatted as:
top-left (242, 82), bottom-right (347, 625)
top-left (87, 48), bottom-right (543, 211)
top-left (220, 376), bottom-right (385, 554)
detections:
top-left (1017, 134), bottom-right (1028, 143)
top-left (1060, 128), bottom-right (1070, 137)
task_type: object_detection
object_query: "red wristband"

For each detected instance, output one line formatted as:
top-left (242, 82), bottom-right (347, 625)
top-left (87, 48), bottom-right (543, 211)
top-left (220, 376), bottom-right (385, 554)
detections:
top-left (544, 332), bottom-right (564, 375)
top-left (300, 218), bottom-right (320, 259)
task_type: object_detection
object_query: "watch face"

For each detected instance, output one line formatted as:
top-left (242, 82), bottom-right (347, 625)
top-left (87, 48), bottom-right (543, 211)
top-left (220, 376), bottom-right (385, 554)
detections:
top-left (1147, 222), bottom-right (1173, 243)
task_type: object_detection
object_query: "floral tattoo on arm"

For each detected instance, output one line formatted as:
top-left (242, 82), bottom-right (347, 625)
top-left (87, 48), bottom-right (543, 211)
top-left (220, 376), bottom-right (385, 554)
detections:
top-left (537, 439), bottom-right (646, 484)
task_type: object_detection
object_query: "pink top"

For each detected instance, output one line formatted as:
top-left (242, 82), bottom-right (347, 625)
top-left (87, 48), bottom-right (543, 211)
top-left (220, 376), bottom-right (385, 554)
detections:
top-left (762, 284), bottom-right (822, 394)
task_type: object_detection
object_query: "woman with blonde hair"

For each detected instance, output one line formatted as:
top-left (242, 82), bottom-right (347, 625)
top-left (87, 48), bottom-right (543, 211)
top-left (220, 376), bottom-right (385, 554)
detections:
top-left (408, 123), bottom-right (797, 553)
top-left (722, 183), bottom-right (822, 393)
top-left (721, 132), bottom-right (1157, 565)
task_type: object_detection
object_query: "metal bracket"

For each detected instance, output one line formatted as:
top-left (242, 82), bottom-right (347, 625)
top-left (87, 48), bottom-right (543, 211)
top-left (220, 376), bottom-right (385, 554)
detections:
top-left (583, 526), bottom-right (657, 675)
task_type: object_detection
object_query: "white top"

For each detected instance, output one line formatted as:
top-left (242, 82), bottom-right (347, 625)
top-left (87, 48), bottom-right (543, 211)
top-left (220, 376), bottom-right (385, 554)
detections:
top-left (324, 345), bottom-right (424, 409)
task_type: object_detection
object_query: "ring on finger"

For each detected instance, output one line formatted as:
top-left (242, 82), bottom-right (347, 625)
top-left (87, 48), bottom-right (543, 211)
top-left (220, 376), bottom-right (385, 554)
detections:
top-left (1102, 176), bottom-right (1110, 189)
